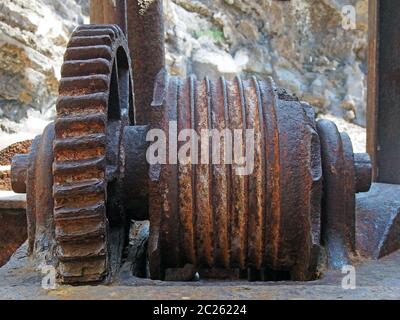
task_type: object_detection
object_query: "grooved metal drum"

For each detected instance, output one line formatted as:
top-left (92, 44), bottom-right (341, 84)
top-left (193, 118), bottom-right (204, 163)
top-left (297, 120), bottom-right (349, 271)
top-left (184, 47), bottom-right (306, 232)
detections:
top-left (148, 71), bottom-right (323, 281)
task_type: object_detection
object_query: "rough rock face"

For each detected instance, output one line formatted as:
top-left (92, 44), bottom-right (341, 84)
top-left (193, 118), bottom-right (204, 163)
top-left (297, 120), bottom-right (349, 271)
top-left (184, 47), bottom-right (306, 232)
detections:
top-left (164, 0), bottom-right (368, 126)
top-left (0, 0), bottom-right (368, 132)
top-left (0, 0), bottom-right (87, 130)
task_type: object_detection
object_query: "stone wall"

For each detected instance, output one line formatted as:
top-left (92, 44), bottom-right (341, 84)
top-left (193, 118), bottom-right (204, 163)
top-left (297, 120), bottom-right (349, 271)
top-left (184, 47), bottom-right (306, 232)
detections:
top-left (164, 0), bottom-right (368, 126)
top-left (0, 0), bottom-right (368, 133)
top-left (0, 0), bottom-right (87, 135)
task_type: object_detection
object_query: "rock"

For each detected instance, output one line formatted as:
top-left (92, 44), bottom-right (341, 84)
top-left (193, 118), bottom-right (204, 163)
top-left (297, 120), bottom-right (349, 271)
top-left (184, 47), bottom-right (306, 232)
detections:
top-left (343, 63), bottom-right (367, 126)
top-left (274, 68), bottom-right (307, 97)
top-left (165, 0), bottom-right (368, 125)
top-left (0, 109), bottom-right (51, 150)
top-left (303, 74), bottom-right (337, 112)
top-left (235, 46), bottom-right (273, 75)
top-left (238, 20), bottom-right (259, 42)
top-left (192, 48), bottom-right (238, 80)
top-left (0, 0), bottom-right (87, 127)
top-left (356, 0), bottom-right (368, 31)
top-left (344, 110), bottom-right (356, 122)
top-left (233, 49), bottom-right (249, 69)
top-left (0, 0), bottom-right (369, 144)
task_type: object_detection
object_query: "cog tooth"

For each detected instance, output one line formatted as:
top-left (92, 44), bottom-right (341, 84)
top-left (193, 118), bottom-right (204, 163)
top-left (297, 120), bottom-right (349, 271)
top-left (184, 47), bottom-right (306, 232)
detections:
top-left (54, 203), bottom-right (106, 221)
top-left (54, 134), bottom-right (106, 153)
top-left (61, 59), bottom-right (111, 78)
top-left (64, 46), bottom-right (113, 61)
top-left (53, 180), bottom-right (105, 200)
top-left (73, 29), bottom-right (116, 40)
top-left (55, 113), bottom-right (107, 138)
top-left (56, 93), bottom-right (108, 116)
top-left (59, 75), bottom-right (109, 96)
top-left (68, 35), bottom-right (112, 48)
top-left (53, 156), bottom-right (105, 176)
top-left (57, 240), bottom-right (106, 262)
top-left (56, 112), bottom-right (107, 125)
top-left (58, 259), bottom-right (107, 283)
top-left (76, 24), bottom-right (122, 36)
top-left (55, 230), bottom-right (106, 243)
top-left (55, 217), bottom-right (106, 243)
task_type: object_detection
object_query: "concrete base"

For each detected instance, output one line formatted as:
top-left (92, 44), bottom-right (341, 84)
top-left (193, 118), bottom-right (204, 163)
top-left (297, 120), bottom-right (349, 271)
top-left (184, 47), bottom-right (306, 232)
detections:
top-left (0, 242), bottom-right (399, 300)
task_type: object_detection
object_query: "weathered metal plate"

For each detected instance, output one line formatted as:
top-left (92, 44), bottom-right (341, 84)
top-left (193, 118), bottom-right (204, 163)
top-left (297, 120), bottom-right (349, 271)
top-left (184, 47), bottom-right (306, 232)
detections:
top-left (356, 183), bottom-right (400, 259)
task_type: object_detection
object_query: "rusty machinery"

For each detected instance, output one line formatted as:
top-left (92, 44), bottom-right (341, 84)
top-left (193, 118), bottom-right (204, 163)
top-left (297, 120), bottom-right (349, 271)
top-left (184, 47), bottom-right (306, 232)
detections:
top-left (7, 1), bottom-right (400, 284)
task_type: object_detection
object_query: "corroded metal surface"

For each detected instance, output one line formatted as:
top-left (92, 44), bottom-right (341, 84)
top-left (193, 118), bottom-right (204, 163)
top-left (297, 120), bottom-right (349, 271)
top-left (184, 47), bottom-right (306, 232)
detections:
top-left (354, 153), bottom-right (372, 193)
top-left (121, 125), bottom-right (150, 220)
top-left (318, 120), bottom-right (355, 269)
top-left (7, 19), bottom-right (376, 286)
top-left (53, 24), bottom-right (133, 283)
top-left (8, 23), bottom-right (136, 285)
top-left (90, 0), bottom-right (127, 34)
top-left (7, 124), bottom-right (55, 262)
top-left (148, 71), bottom-right (323, 281)
top-left (23, 125), bottom-right (55, 257)
top-left (367, 0), bottom-right (400, 183)
top-left (0, 211), bottom-right (26, 267)
top-left (10, 154), bottom-right (28, 193)
top-left (356, 183), bottom-right (400, 259)
top-left (317, 120), bottom-right (371, 269)
top-left (127, 0), bottom-right (165, 124)
top-left (0, 193), bottom-right (27, 267)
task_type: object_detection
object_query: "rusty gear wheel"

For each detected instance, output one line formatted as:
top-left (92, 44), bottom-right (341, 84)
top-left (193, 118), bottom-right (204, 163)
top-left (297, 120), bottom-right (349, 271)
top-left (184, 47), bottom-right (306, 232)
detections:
top-left (53, 25), bottom-right (133, 283)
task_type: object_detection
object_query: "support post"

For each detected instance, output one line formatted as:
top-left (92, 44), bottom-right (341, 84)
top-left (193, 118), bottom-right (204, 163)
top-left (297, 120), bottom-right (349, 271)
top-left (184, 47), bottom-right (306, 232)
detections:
top-left (126, 0), bottom-right (165, 125)
top-left (90, 0), bottom-right (127, 34)
top-left (367, 0), bottom-right (400, 183)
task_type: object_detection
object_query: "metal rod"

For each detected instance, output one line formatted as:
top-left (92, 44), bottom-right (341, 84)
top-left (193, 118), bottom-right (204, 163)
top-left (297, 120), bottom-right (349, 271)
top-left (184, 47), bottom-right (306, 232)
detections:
top-left (366, 0), bottom-right (378, 180)
top-left (90, 0), bottom-right (127, 34)
top-left (367, 0), bottom-right (400, 183)
top-left (126, 0), bottom-right (166, 125)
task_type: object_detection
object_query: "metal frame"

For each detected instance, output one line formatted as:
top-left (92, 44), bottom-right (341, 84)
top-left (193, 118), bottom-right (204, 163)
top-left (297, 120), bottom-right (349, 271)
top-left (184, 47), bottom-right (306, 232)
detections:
top-left (90, 0), bottom-right (165, 125)
top-left (367, 0), bottom-right (400, 184)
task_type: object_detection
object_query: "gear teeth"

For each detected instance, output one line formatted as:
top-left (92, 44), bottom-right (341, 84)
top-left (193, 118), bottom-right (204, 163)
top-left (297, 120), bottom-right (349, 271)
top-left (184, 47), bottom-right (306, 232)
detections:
top-left (58, 259), bottom-right (107, 283)
top-left (59, 75), bottom-right (109, 96)
top-left (57, 240), bottom-right (106, 261)
top-left (55, 114), bottom-right (106, 139)
top-left (54, 134), bottom-right (106, 152)
top-left (76, 24), bottom-right (118, 31)
top-left (54, 24), bottom-right (129, 284)
top-left (56, 93), bottom-right (108, 116)
top-left (55, 203), bottom-right (106, 221)
top-left (53, 180), bottom-right (105, 199)
top-left (53, 156), bottom-right (105, 176)
top-left (64, 46), bottom-right (113, 61)
top-left (76, 24), bottom-right (122, 37)
top-left (73, 29), bottom-right (116, 40)
top-left (61, 59), bottom-right (111, 78)
top-left (68, 35), bottom-right (112, 48)
top-left (55, 217), bottom-right (106, 243)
